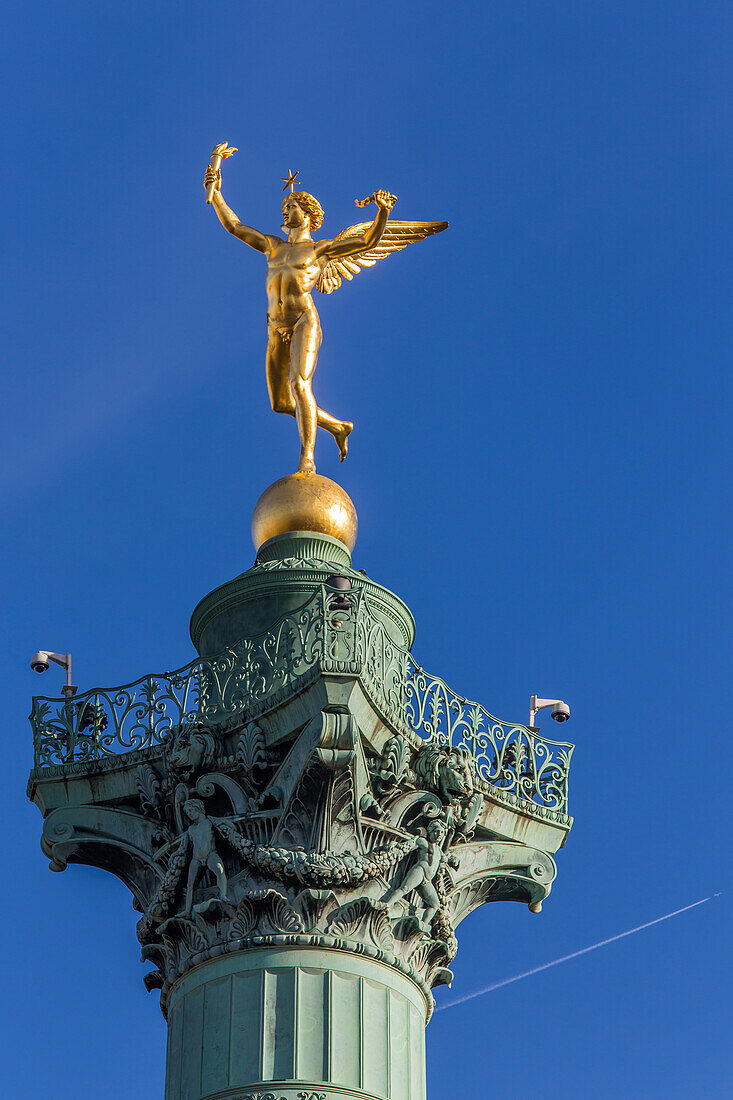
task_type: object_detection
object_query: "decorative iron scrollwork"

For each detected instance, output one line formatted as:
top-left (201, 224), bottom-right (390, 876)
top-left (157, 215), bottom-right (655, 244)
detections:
top-left (30, 585), bottom-right (573, 815)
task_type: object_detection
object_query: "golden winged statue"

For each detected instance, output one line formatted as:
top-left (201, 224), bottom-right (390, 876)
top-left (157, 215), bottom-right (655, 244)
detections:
top-left (204, 154), bottom-right (447, 473)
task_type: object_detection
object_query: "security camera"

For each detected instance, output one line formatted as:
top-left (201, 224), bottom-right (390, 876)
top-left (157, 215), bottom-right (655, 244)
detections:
top-left (30, 651), bottom-right (50, 673)
top-left (325, 574), bottom-right (352, 591)
top-left (529, 695), bottom-right (572, 727)
top-left (29, 650), bottom-right (76, 695)
top-left (325, 574), bottom-right (354, 613)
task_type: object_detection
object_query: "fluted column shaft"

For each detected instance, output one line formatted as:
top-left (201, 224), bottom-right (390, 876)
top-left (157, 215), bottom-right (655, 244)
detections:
top-left (165, 947), bottom-right (428, 1100)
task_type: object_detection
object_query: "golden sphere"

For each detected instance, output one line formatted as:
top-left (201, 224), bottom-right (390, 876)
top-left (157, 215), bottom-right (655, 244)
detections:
top-left (251, 472), bottom-right (358, 553)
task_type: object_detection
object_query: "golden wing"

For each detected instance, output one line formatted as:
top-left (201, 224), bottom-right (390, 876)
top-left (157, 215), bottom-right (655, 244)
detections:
top-left (316, 219), bottom-right (449, 294)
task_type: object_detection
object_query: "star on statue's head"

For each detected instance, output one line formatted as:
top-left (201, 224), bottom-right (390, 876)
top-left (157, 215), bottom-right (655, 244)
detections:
top-left (281, 169), bottom-right (300, 193)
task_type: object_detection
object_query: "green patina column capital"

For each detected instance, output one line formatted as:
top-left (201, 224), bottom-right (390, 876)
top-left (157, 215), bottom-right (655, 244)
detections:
top-left (28, 531), bottom-right (573, 1100)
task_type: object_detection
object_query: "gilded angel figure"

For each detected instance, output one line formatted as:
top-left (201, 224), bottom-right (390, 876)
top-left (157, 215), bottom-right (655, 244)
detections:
top-left (204, 155), bottom-right (447, 473)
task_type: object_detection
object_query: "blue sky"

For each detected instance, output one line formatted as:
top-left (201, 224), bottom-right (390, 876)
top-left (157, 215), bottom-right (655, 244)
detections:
top-left (2, 2), bottom-right (730, 1096)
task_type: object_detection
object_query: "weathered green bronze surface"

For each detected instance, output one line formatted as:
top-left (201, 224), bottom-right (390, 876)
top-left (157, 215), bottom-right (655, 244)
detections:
top-left (30, 570), bottom-right (572, 820)
top-left (165, 948), bottom-right (426, 1100)
top-left (28, 534), bottom-right (573, 1100)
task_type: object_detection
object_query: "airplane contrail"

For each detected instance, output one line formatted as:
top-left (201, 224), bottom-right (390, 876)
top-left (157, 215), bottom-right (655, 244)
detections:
top-left (437, 893), bottom-right (720, 1011)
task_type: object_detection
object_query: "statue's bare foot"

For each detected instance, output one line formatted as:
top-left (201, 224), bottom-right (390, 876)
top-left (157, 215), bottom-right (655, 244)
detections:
top-left (298, 455), bottom-right (316, 474)
top-left (335, 421), bottom-right (353, 462)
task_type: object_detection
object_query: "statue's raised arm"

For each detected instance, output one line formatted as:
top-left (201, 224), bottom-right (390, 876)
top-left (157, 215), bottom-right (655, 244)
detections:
top-left (316, 189), bottom-right (397, 261)
top-left (204, 154), bottom-right (448, 473)
top-left (204, 159), bottom-right (276, 255)
top-left (315, 195), bottom-right (448, 294)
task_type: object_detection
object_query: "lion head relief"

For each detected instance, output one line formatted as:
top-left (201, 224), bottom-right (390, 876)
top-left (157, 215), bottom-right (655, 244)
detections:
top-left (414, 744), bottom-right (475, 805)
top-left (165, 722), bottom-right (218, 780)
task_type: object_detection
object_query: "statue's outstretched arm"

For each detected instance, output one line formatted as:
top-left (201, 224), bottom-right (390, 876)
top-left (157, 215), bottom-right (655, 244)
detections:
top-left (204, 167), bottom-right (274, 254)
top-left (317, 190), bottom-right (396, 260)
top-left (211, 192), bottom-right (273, 253)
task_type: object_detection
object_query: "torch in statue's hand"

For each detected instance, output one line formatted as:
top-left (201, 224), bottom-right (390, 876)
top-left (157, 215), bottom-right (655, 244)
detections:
top-left (205, 142), bottom-right (238, 204)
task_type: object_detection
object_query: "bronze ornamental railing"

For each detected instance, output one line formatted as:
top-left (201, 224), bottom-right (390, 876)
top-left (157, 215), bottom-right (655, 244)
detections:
top-left (29, 586), bottom-right (574, 814)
